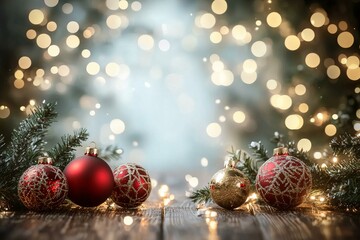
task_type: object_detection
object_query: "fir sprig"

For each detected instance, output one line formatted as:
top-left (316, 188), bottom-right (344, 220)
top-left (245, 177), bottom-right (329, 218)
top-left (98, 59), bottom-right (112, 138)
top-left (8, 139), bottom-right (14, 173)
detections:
top-left (0, 102), bottom-right (91, 210)
top-left (99, 145), bottom-right (123, 162)
top-left (189, 186), bottom-right (212, 204)
top-left (49, 129), bottom-right (89, 170)
top-left (330, 133), bottom-right (360, 158)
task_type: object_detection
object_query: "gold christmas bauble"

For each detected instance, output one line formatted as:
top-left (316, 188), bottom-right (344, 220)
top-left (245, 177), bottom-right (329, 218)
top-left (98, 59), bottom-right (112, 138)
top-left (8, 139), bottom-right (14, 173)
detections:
top-left (209, 167), bottom-right (250, 210)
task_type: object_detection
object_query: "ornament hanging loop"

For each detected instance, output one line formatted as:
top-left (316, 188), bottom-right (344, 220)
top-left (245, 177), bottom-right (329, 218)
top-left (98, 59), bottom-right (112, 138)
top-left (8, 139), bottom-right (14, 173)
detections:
top-left (85, 141), bottom-right (98, 157)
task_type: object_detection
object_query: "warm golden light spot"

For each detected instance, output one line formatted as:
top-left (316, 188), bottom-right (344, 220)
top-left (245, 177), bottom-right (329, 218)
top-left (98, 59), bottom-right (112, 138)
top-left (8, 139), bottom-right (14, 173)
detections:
top-left (220, 26), bottom-right (229, 35)
top-left (327, 24), bottom-right (337, 34)
top-left (231, 25), bottom-right (247, 40)
top-left (243, 59), bottom-right (257, 73)
top-left (356, 109), bottom-right (360, 119)
top-left (270, 94), bottom-right (292, 110)
top-left (337, 31), bottom-right (354, 48)
top-left (29, 9), bottom-right (45, 25)
top-left (327, 65), bottom-right (341, 79)
top-left (48, 45), bottom-right (60, 57)
top-left (18, 56), bottom-right (32, 69)
top-left (106, 0), bottom-right (119, 10)
top-left (36, 69), bottom-right (45, 77)
top-left (138, 34), bottom-right (154, 51)
top-left (301, 28), bottom-right (315, 42)
top-left (313, 152), bottom-right (322, 159)
top-left (67, 21), bottom-right (80, 33)
top-left (212, 61), bottom-right (224, 72)
top-left (119, 0), bottom-right (129, 10)
top-left (86, 62), bottom-right (100, 75)
top-left (346, 56), bottom-right (359, 69)
top-left (131, 1), bottom-right (142, 11)
top-left (58, 65), bottom-right (70, 77)
top-left (107, 15), bottom-right (122, 29)
top-left (256, 20), bottom-right (262, 26)
top-left (47, 21), bottom-right (57, 32)
top-left (297, 138), bottom-right (311, 151)
top-left (266, 79), bottom-right (277, 90)
top-left (14, 79), bottom-right (25, 89)
top-left (346, 67), bottom-right (360, 81)
top-left (211, 70), bottom-right (234, 86)
top-left (310, 12), bottom-right (326, 27)
top-left (295, 84), bottom-right (306, 95)
top-left (83, 27), bottom-right (95, 38)
top-left (105, 62), bottom-right (120, 77)
top-left (210, 31), bottom-right (222, 44)
top-left (44, 0), bottom-right (58, 7)
top-left (266, 12), bottom-right (282, 28)
top-left (284, 35), bottom-right (300, 51)
top-left (14, 70), bottom-right (24, 79)
top-left (325, 124), bottom-right (337, 136)
top-left (285, 114), bottom-right (304, 130)
top-left (123, 216), bottom-right (133, 226)
top-left (0, 106), bottom-right (10, 119)
top-left (251, 41), bottom-right (267, 57)
top-left (26, 29), bottom-right (37, 39)
top-left (206, 123), bottom-right (222, 138)
top-left (36, 33), bottom-right (51, 49)
top-left (200, 13), bottom-right (216, 29)
top-left (233, 111), bottom-right (246, 124)
top-left (211, 0), bottom-right (227, 15)
top-left (110, 119), bottom-right (126, 134)
top-left (305, 53), bottom-right (320, 68)
top-left (241, 71), bottom-right (257, 84)
top-left (62, 3), bottom-right (73, 14)
top-left (338, 21), bottom-right (348, 31)
top-left (299, 103), bottom-right (309, 113)
top-left (81, 49), bottom-right (91, 58)
top-left (66, 35), bottom-right (80, 48)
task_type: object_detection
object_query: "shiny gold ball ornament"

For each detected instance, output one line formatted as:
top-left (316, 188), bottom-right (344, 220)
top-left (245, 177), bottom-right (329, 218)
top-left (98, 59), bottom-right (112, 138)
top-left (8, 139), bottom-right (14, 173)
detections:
top-left (209, 158), bottom-right (250, 210)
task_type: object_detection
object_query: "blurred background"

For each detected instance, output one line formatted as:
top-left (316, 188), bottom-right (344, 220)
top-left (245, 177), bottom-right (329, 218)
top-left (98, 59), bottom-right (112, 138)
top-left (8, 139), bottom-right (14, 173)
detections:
top-left (0, 0), bottom-right (359, 195)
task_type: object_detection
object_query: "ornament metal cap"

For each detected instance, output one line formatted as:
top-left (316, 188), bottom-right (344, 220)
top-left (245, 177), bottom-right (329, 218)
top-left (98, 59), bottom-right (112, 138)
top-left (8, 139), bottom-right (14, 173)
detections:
top-left (38, 156), bottom-right (53, 165)
top-left (273, 147), bottom-right (289, 156)
top-left (85, 142), bottom-right (98, 156)
top-left (85, 147), bottom-right (98, 156)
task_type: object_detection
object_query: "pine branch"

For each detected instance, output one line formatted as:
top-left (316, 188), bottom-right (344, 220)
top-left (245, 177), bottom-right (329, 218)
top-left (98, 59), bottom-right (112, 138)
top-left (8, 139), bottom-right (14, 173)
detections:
top-left (48, 128), bottom-right (89, 170)
top-left (189, 186), bottom-right (212, 204)
top-left (249, 141), bottom-right (269, 163)
top-left (228, 149), bottom-right (261, 185)
top-left (0, 102), bottom-right (58, 209)
top-left (99, 145), bottom-right (123, 162)
top-left (330, 133), bottom-right (360, 159)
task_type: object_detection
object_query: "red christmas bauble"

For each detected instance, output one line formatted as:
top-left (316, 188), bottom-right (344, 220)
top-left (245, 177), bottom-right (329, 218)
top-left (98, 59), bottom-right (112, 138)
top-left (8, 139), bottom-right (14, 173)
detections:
top-left (111, 163), bottom-right (152, 208)
top-left (18, 158), bottom-right (68, 211)
top-left (64, 148), bottom-right (114, 207)
top-left (255, 147), bottom-right (312, 210)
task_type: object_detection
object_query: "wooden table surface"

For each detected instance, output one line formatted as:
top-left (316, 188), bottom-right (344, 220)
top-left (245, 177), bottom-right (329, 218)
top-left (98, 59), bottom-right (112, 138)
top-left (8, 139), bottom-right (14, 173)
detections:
top-left (1, 199), bottom-right (360, 240)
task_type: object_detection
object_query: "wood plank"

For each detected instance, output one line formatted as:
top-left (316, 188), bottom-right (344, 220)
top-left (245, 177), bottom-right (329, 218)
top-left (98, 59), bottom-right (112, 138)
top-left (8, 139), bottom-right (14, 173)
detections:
top-left (0, 201), bottom-right (162, 240)
top-left (164, 200), bottom-right (360, 240)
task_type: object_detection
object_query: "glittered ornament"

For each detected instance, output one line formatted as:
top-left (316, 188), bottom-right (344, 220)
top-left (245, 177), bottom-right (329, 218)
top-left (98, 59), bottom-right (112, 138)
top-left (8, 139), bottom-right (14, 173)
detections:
top-left (18, 156), bottom-right (68, 211)
top-left (64, 145), bottom-right (114, 207)
top-left (111, 163), bottom-right (152, 208)
top-left (256, 147), bottom-right (312, 210)
top-left (209, 158), bottom-right (250, 210)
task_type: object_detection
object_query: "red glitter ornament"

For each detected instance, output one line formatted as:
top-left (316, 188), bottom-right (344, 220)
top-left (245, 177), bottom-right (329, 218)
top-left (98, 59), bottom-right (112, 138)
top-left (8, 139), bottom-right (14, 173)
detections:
top-left (18, 156), bottom-right (68, 211)
top-left (255, 147), bottom-right (312, 210)
top-left (111, 163), bottom-right (152, 208)
top-left (64, 146), bottom-right (114, 207)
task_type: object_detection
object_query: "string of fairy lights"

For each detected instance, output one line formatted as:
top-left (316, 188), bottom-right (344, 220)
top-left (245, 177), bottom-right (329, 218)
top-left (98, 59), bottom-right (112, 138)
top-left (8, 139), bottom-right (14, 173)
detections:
top-left (0, 0), bottom-right (359, 213)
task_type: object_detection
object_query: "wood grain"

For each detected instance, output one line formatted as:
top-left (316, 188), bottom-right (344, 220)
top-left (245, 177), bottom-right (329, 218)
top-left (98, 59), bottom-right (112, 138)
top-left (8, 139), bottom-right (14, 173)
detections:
top-left (1, 200), bottom-right (360, 240)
